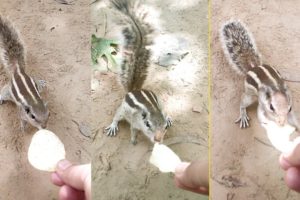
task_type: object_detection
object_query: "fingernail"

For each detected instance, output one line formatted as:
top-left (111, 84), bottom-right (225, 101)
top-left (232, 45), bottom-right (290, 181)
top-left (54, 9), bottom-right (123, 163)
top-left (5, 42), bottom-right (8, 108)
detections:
top-left (56, 159), bottom-right (72, 171)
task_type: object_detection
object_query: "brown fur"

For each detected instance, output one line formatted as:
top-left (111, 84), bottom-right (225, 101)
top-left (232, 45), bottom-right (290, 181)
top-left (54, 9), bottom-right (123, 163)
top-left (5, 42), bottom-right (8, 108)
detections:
top-left (0, 15), bottom-right (25, 74)
top-left (220, 20), bottom-right (261, 75)
top-left (111, 0), bottom-right (155, 92)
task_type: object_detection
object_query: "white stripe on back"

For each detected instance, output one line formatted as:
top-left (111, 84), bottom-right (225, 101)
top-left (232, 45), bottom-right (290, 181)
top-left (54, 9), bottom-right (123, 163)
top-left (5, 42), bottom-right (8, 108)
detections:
top-left (148, 91), bottom-right (159, 106)
top-left (17, 66), bottom-right (38, 103)
top-left (128, 92), bottom-right (148, 112)
top-left (141, 90), bottom-right (156, 110)
top-left (259, 65), bottom-right (279, 89)
top-left (247, 71), bottom-right (261, 88)
top-left (12, 75), bottom-right (27, 105)
top-left (29, 77), bottom-right (41, 98)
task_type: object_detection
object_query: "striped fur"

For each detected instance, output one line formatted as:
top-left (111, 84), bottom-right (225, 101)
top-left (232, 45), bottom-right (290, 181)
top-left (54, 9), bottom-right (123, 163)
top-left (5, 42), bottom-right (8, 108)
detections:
top-left (246, 64), bottom-right (286, 93)
top-left (106, 1), bottom-right (170, 143)
top-left (0, 15), bottom-right (49, 129)
top-left (220, 20), bottom-right (262, 75)
top-left (125, 89), bottom-right (161, 113)
top-left (111, 0), bottom-right (155, 92)
top-left (10, 67), bottom-right (44, 106)
top-left (0, 15), bottom-right (25, 74)
top-left (220, 20), bottom-right (296, 129)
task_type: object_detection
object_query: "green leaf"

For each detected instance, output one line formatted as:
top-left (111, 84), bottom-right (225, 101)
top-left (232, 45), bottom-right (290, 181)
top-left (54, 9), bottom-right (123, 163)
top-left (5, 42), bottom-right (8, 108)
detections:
top-left (91, 34), bottom-right (120, 71)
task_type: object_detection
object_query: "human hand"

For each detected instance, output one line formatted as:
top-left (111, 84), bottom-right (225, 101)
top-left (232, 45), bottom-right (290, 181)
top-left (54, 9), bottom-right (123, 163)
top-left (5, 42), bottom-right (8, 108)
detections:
top-left (174, 160), bottom-right (209, 195)
top-left (51, 160), bottom-right (91, 200)
top-left (279, 137), bottom-right (300, 192)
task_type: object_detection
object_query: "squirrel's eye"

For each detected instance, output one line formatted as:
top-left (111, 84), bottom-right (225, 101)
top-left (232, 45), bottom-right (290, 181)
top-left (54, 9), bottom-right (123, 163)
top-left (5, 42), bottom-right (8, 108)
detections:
top-left (270, 104), bottom-right (274, 112)
top-left (25, 106), bottom-right (30, 114)
top-left (145, 121), bottom-right (150, 128)
top-left (30, 114), bottom-right (36, 120)
top-left (289, 106), bottom-right (292, 113)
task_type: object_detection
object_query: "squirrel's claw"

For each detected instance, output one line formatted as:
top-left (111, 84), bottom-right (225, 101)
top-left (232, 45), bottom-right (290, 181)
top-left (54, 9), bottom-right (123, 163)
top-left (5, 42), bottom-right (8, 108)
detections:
top-left (105, 123), bottom-right (119, 136)
top-left (235, 112), bottom-right (250, 129)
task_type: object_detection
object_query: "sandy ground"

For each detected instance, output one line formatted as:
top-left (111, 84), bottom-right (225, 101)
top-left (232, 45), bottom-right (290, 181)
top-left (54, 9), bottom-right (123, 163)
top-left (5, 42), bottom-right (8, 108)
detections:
top-left (0, 1), bottom-right (91, 199)
top-left (212, 1), bottom-right (300, 199)
top-left (91, 0), bottom-right (208, 199)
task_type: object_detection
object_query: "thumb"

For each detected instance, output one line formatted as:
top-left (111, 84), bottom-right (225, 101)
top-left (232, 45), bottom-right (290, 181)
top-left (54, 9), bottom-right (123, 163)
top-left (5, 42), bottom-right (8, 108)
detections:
top-left (56, 160), bottom-right (91, 196)
top-left (283, 137), bottom-right (300, 167)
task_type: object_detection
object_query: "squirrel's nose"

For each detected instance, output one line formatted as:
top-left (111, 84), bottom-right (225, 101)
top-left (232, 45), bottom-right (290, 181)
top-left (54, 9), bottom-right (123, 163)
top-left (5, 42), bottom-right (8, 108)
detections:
top-left (154, 131), bottom-right (166, 143)
top-left (41, 123), bottom-right (47, 129)
top-left (154, 135), bottom-right (161, 143)
top-left (277, 117), bottom-right (286, 126)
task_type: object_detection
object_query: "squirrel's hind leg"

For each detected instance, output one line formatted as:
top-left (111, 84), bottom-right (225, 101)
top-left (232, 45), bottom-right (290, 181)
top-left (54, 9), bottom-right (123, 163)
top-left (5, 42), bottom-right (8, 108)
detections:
top-left (165, 116), bottom-right (173, 128)
top-left (130, 127), bottom-right (138, 145)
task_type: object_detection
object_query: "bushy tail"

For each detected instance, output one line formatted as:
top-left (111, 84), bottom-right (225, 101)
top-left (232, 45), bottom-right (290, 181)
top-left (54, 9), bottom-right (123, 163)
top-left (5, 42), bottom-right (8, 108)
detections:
top-left (111, 0), bottom-right (155, 91)
top-left (220, 20), bottom-right (261, 75)
top-left (0, 15), bottom-right (25, 75)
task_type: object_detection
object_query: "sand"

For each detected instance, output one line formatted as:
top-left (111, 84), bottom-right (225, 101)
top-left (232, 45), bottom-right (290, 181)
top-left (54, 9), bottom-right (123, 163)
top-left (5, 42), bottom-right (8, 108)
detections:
top-left (0, 0), bottom-right (91, 199)
top-left (91, 0), bottom-right (208, 199)
top-left (212, 1), bottom-right (300, 199)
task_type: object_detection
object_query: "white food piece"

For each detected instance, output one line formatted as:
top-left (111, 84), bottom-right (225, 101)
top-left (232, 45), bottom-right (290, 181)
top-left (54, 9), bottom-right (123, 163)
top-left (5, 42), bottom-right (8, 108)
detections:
top-left (28, 129), bottom-right (66, 172)
top-left (149, 143), bottom-right (181, 173)
top-left (261, 121), bottom-right (295, 153)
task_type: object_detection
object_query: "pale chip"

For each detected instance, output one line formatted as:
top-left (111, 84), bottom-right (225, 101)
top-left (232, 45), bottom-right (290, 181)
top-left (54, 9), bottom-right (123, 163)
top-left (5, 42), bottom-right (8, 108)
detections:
top-left (262, 121), bottom-right (295, 153)
top-left (28, 129), bottom-right (65, 172)
top-left (149, 143), bottom-right (181, 173)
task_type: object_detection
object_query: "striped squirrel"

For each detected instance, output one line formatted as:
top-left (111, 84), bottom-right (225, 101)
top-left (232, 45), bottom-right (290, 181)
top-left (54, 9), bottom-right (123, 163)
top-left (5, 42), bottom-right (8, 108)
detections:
top-left (0, 16), bottom-right (49, 130)
top-left (220, 20), bottom-right (299, 130)
top-left (105, 0), bottom-right (172, 144)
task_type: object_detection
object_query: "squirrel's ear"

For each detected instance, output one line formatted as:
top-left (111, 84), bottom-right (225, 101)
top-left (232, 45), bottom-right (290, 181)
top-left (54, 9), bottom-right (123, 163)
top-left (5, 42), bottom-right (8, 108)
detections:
top-left (258, 86), bottom-right (272, 102)
top-left (22, 104), bottom-right (32, 114)
top-left (23, 105), bottom-right (31, 113)
top-left (142, 112), bottom-right (147, 119)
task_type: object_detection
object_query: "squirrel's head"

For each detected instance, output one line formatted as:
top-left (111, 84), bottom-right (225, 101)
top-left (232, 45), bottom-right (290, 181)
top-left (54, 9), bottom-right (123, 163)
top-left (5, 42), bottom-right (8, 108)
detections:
top-left (138, 110), bottom-right (169, 143)
top-left (22, 102), bottom-right (50, 129)
top-left (258, 87), bottom-right (291, 126)
top-left (125, 90), bottom-right (170, 143)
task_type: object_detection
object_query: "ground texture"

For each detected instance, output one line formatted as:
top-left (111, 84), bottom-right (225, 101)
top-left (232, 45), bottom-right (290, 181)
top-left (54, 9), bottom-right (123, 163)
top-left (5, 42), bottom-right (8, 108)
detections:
top-left (212, 1), bottom-right (300, 199)
top-left (0, 1), bottom-right (91, 199)
top-left (92, 0), bottom-right (208, 199)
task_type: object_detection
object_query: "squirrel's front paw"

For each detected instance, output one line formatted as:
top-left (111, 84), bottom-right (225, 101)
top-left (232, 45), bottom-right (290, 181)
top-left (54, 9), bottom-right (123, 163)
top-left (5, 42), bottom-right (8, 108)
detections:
top-left (235, 111), bottom-right (250, 129)
top-left (105, 122), bottom-right (119, 136)
top-left (36, 79), bottom-right (47, 93)
top-left (130, 137), bottom-right (137, 145)
top-left (166, 116), bottom-right (173, 128)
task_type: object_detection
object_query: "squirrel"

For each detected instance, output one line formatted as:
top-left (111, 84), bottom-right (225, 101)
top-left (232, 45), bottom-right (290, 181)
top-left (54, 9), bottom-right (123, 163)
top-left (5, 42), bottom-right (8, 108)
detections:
top-left (220, 20), bottom-right (299, 130)
top-left (105, 0), bottom-right (172, 145)
top-left (0, 15), bottom-right (49, 130)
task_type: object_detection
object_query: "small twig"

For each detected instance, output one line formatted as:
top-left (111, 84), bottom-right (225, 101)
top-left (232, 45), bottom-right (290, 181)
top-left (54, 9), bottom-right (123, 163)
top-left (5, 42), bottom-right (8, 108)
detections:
top-left (286, 189), bottom-right (291, 199)
top-left (163, 135), bottom-right (208, 148)
top-left (213, 175), bottom-right (247, 188)
top-left (282, 78), bottom-right (300, 83)
top-left (54, 0), bottom-right (74, 5)
top-left (90, 0), bottom-right (100, 5)
top-left (71, 119), bottom-right (93, 138)
top-left (92, 128), bottom-right (100, 141)
top-left (254, 137), bottom-right (273, 148)
top-left (227, 192), bottom-right (235, 200)
top-left (103, 12), bottom-right (108, 37)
